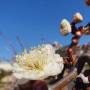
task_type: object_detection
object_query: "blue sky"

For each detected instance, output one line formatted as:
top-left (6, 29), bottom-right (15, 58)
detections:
top-left (0, 0), bottom-right (90, 60)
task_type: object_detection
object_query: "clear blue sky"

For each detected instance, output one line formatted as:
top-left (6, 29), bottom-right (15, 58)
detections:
top-left (0, 0), bottom-right (90, 60)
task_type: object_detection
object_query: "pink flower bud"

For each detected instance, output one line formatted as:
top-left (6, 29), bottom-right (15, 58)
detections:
top-left (75, 30), bottom-right (82, 38)
top-left (85, 0), bottom-right (90, 6)
top-left (32, 80), bottom-right (48, 90)
top-left (67, 48), bottom-right (73, 56)
top-left (72, 37), bottom-right (79, 45)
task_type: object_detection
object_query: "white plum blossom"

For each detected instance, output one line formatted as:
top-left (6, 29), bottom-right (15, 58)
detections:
top-left (60, 19), bottom-right (71, 36)
top-left (13, 44), bottom-right (64, 84)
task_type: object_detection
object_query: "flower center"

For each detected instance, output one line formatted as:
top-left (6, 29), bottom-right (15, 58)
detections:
top-left (16, 45), bottom-right (53, 71)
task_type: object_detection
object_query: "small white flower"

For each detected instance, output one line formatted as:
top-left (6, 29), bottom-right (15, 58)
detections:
top-left (13, 44), bottom-right (64, 84)
top-left (77, 73), bottom-right (89, 83)
top-left (60, 19), bottom-right (71, 36)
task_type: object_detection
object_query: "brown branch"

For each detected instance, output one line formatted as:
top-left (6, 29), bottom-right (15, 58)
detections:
top-left (49, 68), bottom-right (78, 90)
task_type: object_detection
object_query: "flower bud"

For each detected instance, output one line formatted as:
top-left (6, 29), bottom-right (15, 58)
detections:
top-left (67, 48), bottom-right (73, 56)
top-left (33, 80), bottom-right (48, 90)
top-left (73, 12), bottom-right (83, 23)
top-left (60, 19), bottom-right (71, 36)
top-left (70, 55), bottom-right (76, 64)
top-left (85, 0), bottom-right (90, 6)
top-left (75, 30), bottom-right (82, 38)
top-left (72, 37), bottom-right (79, 45)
